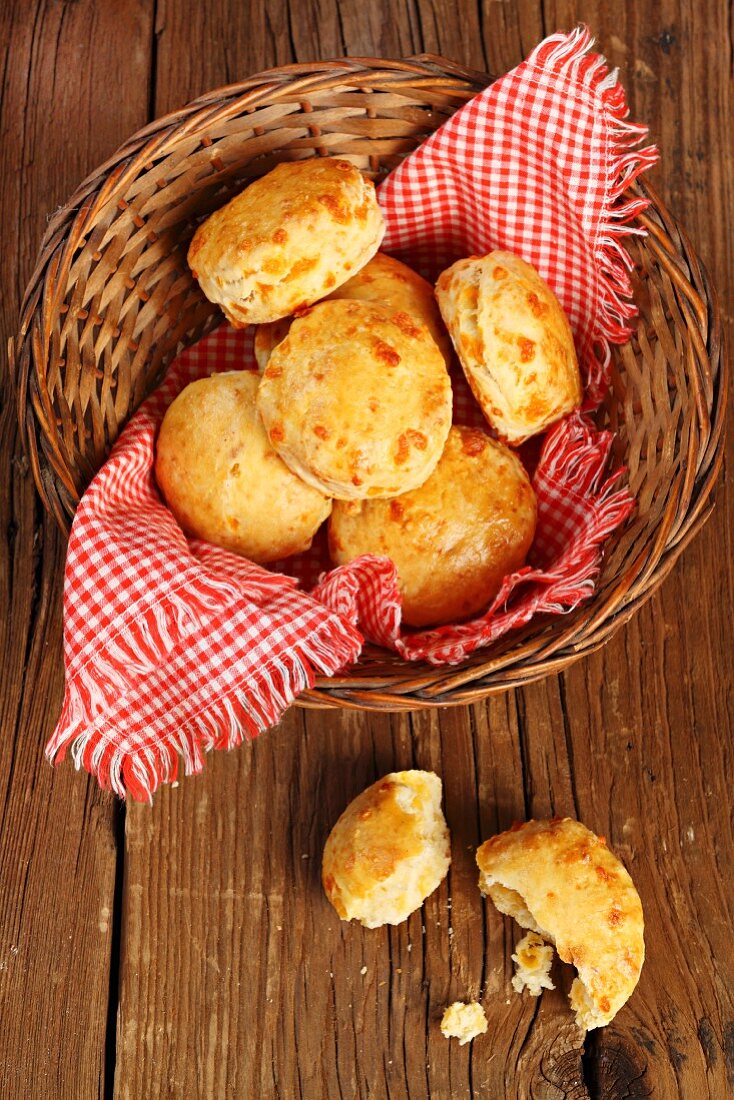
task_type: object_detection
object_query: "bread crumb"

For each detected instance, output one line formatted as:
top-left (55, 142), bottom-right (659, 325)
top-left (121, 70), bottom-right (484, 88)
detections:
top-left (440, 1001), bottom-right (488, 1045)
top-left (360, 965), bottom-right (367, 975)
top-left (511, 932), bottom-right (555, 996)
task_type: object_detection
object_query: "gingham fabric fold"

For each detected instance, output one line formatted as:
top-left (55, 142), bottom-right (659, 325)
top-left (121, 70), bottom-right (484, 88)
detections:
top-left (46, 355), bottom-right (364, 801)
top-left (48, 26), bottom-right (656, 798)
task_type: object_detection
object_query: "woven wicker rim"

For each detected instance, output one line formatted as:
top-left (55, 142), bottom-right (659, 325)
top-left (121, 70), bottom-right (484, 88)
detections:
top-left (10, 54), bottom-right (728, 709)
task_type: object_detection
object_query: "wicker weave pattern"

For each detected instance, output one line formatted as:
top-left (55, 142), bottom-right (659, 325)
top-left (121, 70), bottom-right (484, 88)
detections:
top-left (10, 56), bottom-right (727, 708)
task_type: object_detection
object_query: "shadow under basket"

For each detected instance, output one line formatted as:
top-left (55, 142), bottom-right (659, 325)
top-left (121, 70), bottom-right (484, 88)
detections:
top-left (10, 55), bottom-right (727, 710)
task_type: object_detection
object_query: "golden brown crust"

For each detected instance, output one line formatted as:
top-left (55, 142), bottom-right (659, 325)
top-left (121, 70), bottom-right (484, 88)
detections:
top-left (322, 770), bottom-right (451, 928)
top-left (257, 299), bottom-right (452, 500)
top-left (254, 252), bottom-right (454, 371)
top-left (154, 371), bottom-right (331, 562)
top-left (329, 425), bottom-right (537, 626)
top-left (253, 316), bottom-right (291, 371)
top-left (435, 251), bottom-right (582, 444)
top-left (476, 818), bottom-right (644, 1028)
top-left (188, 158), bottom-right (384, 325)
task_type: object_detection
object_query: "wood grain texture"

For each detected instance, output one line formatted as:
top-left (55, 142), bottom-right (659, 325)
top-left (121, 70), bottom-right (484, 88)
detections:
top-left (1, 0), bottom-right (732, 1097)
top-left (0, 1), bottom-right (153, 1097)
top-left (113, 2), bottom-right (734, 1098)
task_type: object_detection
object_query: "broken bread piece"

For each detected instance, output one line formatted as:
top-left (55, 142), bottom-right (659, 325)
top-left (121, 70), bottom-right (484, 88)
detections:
top-left (322, 771), bottom-right (450, 928)
top-left (477, 818), bottom-right (644, 1030)
top-left (511, 932), bottom-right (555, 996)
top-left (440, 1001), bottom-right (488, 1045)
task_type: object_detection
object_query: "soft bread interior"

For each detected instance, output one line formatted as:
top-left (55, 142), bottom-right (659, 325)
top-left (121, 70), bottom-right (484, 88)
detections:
top-left (481, 873), bottom-right (600, 1029)
top-left (569, 978), bottom-right (608, 1030)
top-left (511, 932), bottom-right (555, 996)
top-left (440, 1001), bottom-right (488, 1045)
top-left (482, 879), bottom-right (550, 938)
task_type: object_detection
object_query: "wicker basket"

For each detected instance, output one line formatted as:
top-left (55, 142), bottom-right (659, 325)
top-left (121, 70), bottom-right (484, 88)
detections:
top-left (10, 55), bottom-right (727, 710)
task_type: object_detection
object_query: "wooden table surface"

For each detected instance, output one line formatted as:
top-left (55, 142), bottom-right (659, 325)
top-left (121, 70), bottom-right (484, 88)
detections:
top-left (1, 2), bottom-right (732, 1097)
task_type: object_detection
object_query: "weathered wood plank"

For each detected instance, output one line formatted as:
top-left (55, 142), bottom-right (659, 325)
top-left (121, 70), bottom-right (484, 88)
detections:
top-left (0, 2), bottom-right (153, 1096)
top-left (551, 0), bottom-right (734, 1094)
top-left (91, 1), bottom-right (734, 1098)
top-left (116, 0), bottom-right (734, 1091)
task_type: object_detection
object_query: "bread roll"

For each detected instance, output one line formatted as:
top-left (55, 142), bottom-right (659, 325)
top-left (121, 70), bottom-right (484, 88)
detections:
top-left (254, 252), bottom-right (453, 371)
top-left (257, 299), bottom-right (452, 500)
top-left (155, 371), bottom-right (331, 562)
top-left (476, 818), bottom-right (645, 1029)
top-left (329, 425), bottom-right (537, 627)
top-left (436, 251), bottom-right (582, 443)
top-left (188, 157), bottom-right (384, 325)
top-left (322, 771), bottom-right (451, 928)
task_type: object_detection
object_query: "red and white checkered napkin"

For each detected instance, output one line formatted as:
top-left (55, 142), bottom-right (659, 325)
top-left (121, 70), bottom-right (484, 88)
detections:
top-left (48, 26), bottom-right (657, 799)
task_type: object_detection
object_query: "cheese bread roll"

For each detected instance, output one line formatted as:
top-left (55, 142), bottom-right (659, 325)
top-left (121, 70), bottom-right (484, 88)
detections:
top-left (188, 157), bottom-right (384, 325)
top-left (436, 251), bottom-right (582, 443)
top-left (257, 299), bottom-right (452, 500)
top-left (155, 371), bottom-right (331, 562)
top-left (329, 426), bottom-right (536, 627)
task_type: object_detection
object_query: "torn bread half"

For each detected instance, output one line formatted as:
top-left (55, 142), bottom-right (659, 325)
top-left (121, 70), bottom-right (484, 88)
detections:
top-left (477, 817), bottom-right (644, 1029)
top-left (322, 770), bottom-right (450, 928)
